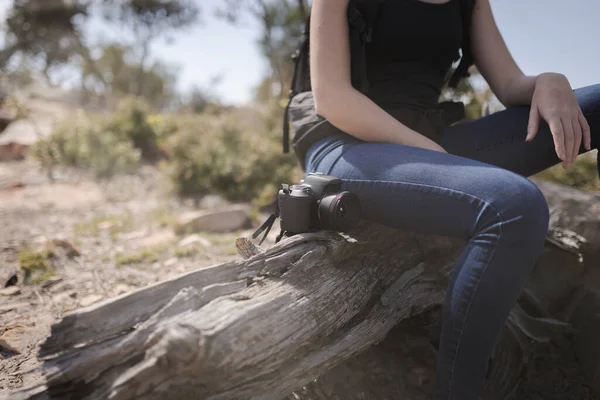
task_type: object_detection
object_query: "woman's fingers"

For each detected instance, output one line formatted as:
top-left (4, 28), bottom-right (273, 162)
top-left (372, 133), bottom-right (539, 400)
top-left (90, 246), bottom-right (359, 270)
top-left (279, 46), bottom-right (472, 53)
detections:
top-left (548, 117), bottom-right (566, 162)
top-left (571, 118), bottom-right (583, 167)
top-left (561, 117), bottom-right (575, 167)
top-left (526, 105), bottom-right (540, 142)
top-left (580, 113), bottom-right (592, 151)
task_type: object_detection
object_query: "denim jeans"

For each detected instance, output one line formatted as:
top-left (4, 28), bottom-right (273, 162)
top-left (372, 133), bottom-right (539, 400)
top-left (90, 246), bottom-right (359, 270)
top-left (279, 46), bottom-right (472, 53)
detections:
top-left (303, 84), bottom-right (600, 400)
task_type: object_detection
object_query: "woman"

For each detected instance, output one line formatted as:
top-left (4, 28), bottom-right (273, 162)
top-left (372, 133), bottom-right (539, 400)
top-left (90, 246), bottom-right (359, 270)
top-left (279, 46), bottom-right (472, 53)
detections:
top-left (305, 0), bottom-right (599, 398)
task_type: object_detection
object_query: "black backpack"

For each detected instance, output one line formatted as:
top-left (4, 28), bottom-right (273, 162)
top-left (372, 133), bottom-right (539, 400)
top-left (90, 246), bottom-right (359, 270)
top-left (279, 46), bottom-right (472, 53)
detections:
top-left (282, 0), bottom-right (477, 166)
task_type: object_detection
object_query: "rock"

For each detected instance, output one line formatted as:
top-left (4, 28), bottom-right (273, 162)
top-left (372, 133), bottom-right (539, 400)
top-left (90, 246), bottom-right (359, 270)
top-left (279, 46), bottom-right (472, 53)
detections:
top-left (97, 221), bottom-right (116, 231)
top-left (134, 230), bottom-right (175, 248)
top-left (113, 284), bottom-right (133, 296)
top-left (0, 109), bottom-right (15, 133)
top-left (0, 286), bottom-right (21, 296)
top-left (52, 291), bottom-right (77, 304)
top-left (120, 230), bottom-right (148, 241)
top-left (0, 326), bottom-right (27, 354)
top-left (0, 117), bottom-right (49, 160)
top-left (174, 204), bottom-right (252, 234)
top-left (79, 294), bottom-right (104, 308)
top-left (178, 234), bottom-right (212, 248)
top-left (163, 257), bottom-right (178, 267)
top-left (0, 302), bottom-right (29, 314)
top-left (0, 141), bottom-right (30, 161)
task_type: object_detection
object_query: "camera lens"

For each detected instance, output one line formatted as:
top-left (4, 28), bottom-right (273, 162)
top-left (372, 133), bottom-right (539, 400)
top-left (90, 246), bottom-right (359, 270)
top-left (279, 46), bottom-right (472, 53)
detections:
top-left (318, 191), bottom-right (361, 232)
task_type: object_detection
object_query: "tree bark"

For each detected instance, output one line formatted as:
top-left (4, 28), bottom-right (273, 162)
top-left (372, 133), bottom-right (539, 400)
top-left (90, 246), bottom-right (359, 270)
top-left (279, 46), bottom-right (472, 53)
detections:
top-left (8, 180), bottom-right (600, 400)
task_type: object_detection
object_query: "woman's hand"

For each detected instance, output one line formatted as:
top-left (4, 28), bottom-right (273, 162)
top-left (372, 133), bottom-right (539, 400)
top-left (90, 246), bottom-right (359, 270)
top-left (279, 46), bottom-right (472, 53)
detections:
top-left (526, 72), bottom-right (591, 168)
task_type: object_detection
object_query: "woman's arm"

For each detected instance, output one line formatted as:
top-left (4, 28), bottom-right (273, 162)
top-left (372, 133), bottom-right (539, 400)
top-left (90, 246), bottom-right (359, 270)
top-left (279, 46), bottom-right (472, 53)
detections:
top-left (469, 0), bottom-right (539, 107)
top-left (309, 0), bottom-right (447, 152)
top-left (470, 0), bottom-right (590, 167)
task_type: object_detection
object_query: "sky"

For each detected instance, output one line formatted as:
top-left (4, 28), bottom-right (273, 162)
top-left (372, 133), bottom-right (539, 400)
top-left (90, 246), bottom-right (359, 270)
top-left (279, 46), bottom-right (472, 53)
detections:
top-left (1, 0), bottom-right (599, 105)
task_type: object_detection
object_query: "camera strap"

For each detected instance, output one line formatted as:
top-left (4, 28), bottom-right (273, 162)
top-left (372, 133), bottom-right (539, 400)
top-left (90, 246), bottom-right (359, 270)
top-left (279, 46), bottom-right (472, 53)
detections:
top-left (252, 212), bottom-right (278, 246)
top-left (251, 184), bottom-right (288, 246)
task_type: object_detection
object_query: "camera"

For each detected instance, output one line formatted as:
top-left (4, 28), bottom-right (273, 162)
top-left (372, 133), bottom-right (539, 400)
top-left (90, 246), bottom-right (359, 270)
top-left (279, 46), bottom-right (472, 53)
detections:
top-left (278, 172), bottom-right (362, 235)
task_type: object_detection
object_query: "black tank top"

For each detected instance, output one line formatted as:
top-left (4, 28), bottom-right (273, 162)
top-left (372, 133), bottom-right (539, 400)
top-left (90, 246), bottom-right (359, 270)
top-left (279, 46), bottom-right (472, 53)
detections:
top-left (365, 0), bottom-right (463, 110)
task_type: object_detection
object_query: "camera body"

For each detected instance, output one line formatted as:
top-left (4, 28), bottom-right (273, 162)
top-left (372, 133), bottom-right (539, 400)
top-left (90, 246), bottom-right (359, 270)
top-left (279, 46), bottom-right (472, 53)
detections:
top-left (278, 172), bottom-right (361, 235)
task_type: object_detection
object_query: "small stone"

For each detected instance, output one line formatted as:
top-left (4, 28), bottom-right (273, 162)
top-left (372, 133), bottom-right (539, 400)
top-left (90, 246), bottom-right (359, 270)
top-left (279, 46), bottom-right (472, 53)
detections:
top-left (79, 294), bottom-right (104, 308)
top-left (113, 284), bottom-right (133, 296)
top-left (135, 230), bottom-right (175, 248)
top-left (52, 291), bottom-right (76, 304)
top-left (97, 221), bottom-right (114, 230)
top-left (178, 234), bottom-right (212, 248)
top-left (164, 257), bottom-right (178, 267)
top-left (120, 230), bottom-right (147, 241)
top-left (0, 302), bottom-right (28, 314)
top-left (0, 326), bottom-right (27, 354)
top-left (0, 286), bottom-right (21, 296)
top-left (174, 204), bottom-right (251, 234)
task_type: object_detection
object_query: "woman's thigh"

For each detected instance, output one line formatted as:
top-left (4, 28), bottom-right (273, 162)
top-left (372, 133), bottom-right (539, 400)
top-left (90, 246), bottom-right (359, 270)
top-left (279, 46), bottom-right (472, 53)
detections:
top-left (440, 83), bottom-right (600, 177)
top-left (306, 139), bottom-right (547, 240)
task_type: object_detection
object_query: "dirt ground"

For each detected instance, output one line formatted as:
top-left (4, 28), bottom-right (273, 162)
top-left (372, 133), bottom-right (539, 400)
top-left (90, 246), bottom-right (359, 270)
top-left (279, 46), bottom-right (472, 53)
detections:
top-left (0, 160), bottom-right (274, 395)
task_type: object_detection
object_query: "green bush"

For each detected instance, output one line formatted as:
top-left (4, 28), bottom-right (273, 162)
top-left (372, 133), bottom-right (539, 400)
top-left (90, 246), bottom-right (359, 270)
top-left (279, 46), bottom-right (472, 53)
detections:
top-left (31, 112), bottom-right (141, 178)
top-left (105, 97), bottom-right (165, 161)
top-left (161, 111), bottom-right (302, 202)
top-left (30, 97), bottom-right (175, 177)
top-left (535, 150), bottom-right (599, 192)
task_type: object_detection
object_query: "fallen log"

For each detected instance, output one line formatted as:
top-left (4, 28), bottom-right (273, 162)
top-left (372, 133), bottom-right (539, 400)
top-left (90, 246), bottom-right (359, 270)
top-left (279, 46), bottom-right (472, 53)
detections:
top-left (8, 180), bottom-right (600, 400)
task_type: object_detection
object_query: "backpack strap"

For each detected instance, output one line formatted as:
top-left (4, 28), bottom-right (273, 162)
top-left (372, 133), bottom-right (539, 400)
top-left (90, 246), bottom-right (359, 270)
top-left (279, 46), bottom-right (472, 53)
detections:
top-left (283, 0), bottom-right (382, 154)
top-left (347, 1), bottom-right (381, 93)
top-left (448, 0), bottom-right (476, 88)
top-left (283, 15), bottom-right (312, 153)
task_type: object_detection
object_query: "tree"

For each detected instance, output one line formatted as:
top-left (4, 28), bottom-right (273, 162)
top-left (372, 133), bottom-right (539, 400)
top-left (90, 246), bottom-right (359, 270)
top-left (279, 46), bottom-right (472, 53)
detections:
top-left (99, 0), bottom-right (199, 95)
top-left (218, 0), bottom-right (309, 102)
top-left (80, 43), bottom-right (178, 110)
top-left (0, 0), bottom-right (199, 95)
top-left (0, 0), bottom-right (90, 82)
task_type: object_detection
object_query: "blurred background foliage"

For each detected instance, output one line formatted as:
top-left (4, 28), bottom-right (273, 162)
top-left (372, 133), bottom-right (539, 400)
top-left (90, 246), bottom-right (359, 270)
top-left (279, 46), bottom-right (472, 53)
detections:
top-left (1, 0), bottom-right (597, 208)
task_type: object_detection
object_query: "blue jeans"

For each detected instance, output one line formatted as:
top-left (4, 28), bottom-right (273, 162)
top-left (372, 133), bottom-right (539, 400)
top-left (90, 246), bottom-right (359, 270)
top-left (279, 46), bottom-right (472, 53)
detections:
top-left (304, 84), bottom-right (600, 400)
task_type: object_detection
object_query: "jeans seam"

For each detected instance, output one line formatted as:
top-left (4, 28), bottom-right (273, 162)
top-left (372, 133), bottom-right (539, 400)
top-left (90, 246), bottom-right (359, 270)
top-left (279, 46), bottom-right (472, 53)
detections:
top-left (340, 177), bottom-right (505, 398)
top-left (446, 215), bottom-right (502, 398)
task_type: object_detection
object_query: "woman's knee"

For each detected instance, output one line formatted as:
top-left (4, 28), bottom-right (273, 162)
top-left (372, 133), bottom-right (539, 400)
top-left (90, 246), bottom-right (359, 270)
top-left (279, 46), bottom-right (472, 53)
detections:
top-left (576, 84), bottom-right (600, 145)
top-left (471, 169), bottom-right (549, 241)
top-left (491, 174), bottom-right (550, 238)
top-left (575, 83), bottom-right (600, 115)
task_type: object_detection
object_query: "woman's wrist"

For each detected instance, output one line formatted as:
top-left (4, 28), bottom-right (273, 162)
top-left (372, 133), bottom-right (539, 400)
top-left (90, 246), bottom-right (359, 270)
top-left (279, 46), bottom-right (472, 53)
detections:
top-left (501, 74), bottom-right (537, 107)
top-left (501, 72), bottom-right (568, 108)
